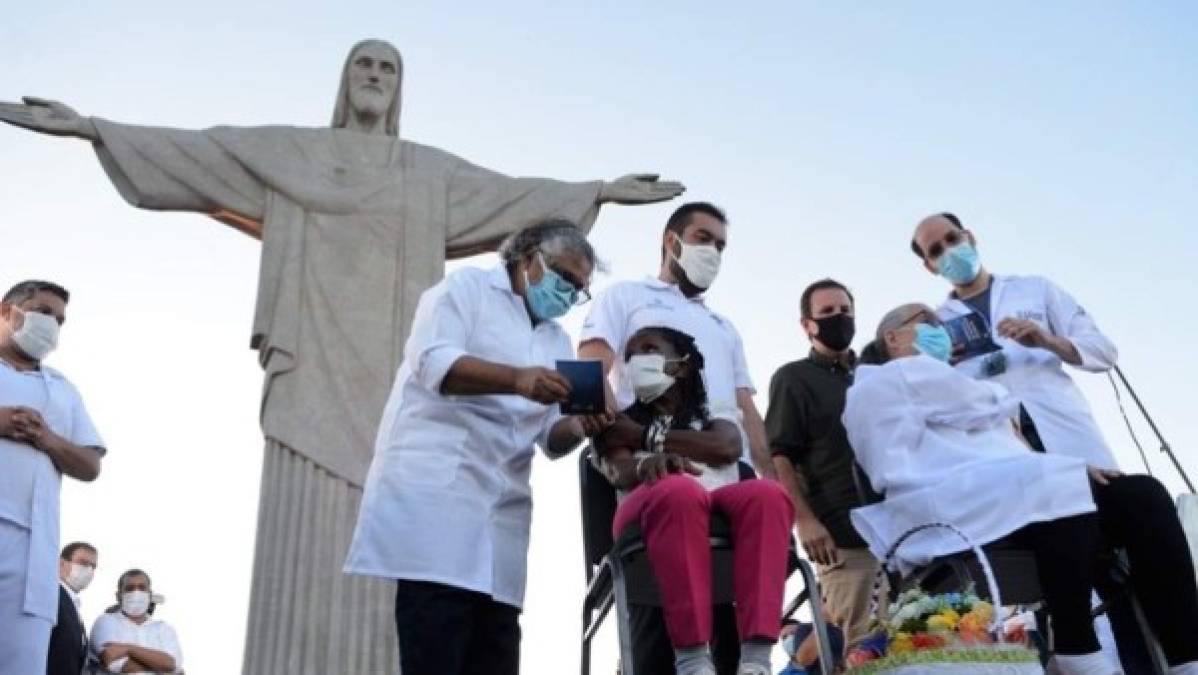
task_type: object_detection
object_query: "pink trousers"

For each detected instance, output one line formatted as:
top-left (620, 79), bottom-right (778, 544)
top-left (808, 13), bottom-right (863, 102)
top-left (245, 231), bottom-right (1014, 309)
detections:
top-left (612, 475), bottom-right (795, 648)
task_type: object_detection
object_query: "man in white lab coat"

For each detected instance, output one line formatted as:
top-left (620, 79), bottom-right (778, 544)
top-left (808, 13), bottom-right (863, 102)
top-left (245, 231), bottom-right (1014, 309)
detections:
top-left (0, 280), bottom-right (105, 674)
top-left (345, 221), bottom-right (607, 675)
top-left (909, 212), bottom-right (1154, 671)
top-left (911, 212), bottom-right (1118, 469)
top-left (846, 302), bottom-right (1198, 675)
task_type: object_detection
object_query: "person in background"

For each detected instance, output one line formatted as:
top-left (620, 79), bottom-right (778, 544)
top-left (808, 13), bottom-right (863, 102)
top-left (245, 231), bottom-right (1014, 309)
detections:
top-left (344, 220), bottom-right (606, 675)
top-left (777, 618), bottom-right (844, 675)
top-left (47, 541), bottom-right (97, 675)
top-left (0, 280), bottom-right (105, 674)
top-left (845, 303), bottom-right (1198, 675)
top-left (90, 569), bottom-right (183, 674)
top-left (579, 201), bottom-right (773, 478)
top-left (766, 278), bottom-right (882, 652)
top-left (594, 326), bottom-right (794, 675)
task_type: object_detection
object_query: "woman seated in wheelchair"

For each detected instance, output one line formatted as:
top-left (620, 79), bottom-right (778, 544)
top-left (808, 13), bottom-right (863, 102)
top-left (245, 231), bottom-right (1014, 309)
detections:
top-left (844, 303), bottom-right (1198, 675)
top-left (592, 325), bottom-right (794, 675)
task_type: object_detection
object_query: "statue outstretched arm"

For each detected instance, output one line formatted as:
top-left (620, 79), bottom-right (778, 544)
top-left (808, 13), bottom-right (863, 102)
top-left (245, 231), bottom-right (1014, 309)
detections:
top-left (598, 173), bottom-right (685, 205)
top-left (442, 150), bottom-right (686, 258)
top-left (3, 99), bottom-right (267, 231)
top-left (0, 97), bottom-right (98, 140)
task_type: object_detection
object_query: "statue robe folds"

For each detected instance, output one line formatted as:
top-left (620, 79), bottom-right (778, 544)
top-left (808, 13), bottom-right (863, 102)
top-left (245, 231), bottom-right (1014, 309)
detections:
top-left (89, 119), bottom-right (603, 673)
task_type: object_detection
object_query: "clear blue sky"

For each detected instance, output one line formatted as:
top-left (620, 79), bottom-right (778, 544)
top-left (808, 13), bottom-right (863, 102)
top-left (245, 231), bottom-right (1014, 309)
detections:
top-left (3, 2), bottom-right (1196, 672)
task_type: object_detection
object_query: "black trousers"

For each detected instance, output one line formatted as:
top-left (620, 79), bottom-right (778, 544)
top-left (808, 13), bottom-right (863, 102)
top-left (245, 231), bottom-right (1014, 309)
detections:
top-left (394, 579), bottom-right (521, 675)
top-left (629, 602), bottom-right (740, 675)
top-left (1011, 475), bottom-right (1198, 665)
top-left (1093, 475), bottom-right (1198, 667)
top-left (1010, 512), bottom-right (1103, 655)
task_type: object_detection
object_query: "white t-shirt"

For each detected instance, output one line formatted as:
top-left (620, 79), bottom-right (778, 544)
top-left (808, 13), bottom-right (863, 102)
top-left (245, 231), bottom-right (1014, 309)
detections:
top-left (0, 359), bottom-right (104, 620)
top-left (580, 278), bottom-right (755, 459)
top-left (90, 611), bottom-right (183, 674)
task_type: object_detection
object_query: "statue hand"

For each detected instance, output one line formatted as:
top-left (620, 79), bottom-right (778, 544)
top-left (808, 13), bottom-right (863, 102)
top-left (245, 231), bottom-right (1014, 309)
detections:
top-left (600, 173), bottom-right (685, 205)
top-left (0, 97), bottom-right (97, 140)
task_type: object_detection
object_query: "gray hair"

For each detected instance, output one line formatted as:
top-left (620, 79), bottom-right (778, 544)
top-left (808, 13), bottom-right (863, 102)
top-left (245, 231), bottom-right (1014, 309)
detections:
top-left (870, 302), bottom-right (930, 361)
top-left (331, 39), bottom-right (403, 137)
top-left (499, 219), bottom-right (601, 271)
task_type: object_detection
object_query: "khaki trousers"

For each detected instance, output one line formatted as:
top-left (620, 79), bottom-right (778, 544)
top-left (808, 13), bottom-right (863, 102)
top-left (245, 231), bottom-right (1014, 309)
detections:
top-left (816, 546), bottom-right (886, 651)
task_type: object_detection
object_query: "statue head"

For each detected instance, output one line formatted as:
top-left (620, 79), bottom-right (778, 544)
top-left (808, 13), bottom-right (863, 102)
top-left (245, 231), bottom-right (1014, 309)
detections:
top-left (332, 39), bottom-right (402, 136)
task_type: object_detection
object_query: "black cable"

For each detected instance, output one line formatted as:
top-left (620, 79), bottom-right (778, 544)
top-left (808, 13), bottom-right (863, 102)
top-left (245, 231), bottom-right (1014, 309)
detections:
top-left (1111, 365), bottom-right (1196, 494)
top-left (1107, 371), bottom-right (1153, 476)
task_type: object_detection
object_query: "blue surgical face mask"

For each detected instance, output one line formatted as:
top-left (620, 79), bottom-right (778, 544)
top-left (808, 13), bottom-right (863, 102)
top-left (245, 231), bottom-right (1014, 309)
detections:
top-left (938, 242), bottom-right (981, 286)
top-left (523, 252), bottom-right (577, 321)
top-left (781, 633), bottom-right (797, 657)
top-left (914, 323), bottom-right (953, 362)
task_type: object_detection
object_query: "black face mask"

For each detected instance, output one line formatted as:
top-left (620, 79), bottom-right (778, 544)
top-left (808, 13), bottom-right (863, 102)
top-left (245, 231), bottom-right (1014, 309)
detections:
top-left (812, 313), bottom-right (856, 352)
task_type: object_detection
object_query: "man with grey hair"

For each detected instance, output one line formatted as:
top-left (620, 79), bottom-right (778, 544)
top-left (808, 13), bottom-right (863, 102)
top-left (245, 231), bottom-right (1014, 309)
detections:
top-left (0, 280), bottom-right (105, 675)
top-left (1, 39), bottom-right (684, 673)
top-left (850, 303), bottom-right (1198, 675)
top-left (347, 219), bottom-right (607, 675)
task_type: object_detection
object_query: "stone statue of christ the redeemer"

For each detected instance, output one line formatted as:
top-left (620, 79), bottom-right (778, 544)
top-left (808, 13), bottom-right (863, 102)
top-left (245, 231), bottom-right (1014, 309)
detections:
top-left (0, 38), bottom-right (684, 674)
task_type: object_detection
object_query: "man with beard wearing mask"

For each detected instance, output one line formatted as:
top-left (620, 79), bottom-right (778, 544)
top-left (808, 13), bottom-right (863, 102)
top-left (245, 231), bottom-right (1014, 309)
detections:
top-left (579, 202), bottom-right (771, 673)
top-left (0, 280), bottom-right (104, 674)
top-left (47, 541), bottom-right (98, 675)
top-left (765, 279), bottom-right (882, 654)
top-left (579, 202), bottom-right (771, 476)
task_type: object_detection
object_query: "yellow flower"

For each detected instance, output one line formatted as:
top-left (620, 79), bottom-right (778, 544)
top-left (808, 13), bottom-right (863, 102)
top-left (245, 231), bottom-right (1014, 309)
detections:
top-left (971, 601), bottom-right (995, 623)
top-left (889, 632), bottom-right (915, 654)
top-left (926, 608), bottom-right (960, 632)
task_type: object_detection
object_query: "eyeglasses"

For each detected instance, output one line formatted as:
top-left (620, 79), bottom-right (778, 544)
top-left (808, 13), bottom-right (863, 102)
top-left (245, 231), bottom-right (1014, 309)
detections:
top-left (897, 309), bottom-right (941, 329)
top-left (924, 229), bottom-right (965, 261)
top-left (538, 252), bottom-right (592, 306)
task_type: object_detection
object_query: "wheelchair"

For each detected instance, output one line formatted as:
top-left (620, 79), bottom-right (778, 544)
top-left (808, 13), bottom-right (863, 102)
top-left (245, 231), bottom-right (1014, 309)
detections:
top-left (578, 446), bottom-right (836, 675)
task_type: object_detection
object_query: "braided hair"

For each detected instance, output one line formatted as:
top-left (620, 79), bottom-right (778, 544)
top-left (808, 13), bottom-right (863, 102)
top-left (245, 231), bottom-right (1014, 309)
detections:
top-left (625, 325), bottom-right (711, 430)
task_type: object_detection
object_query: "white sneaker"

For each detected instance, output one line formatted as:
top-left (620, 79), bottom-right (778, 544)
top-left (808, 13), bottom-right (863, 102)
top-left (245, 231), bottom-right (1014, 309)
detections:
top-left (736, 664), bottom-right (771, 675)
top-left (1050, 652), bottom-right (1122, 675)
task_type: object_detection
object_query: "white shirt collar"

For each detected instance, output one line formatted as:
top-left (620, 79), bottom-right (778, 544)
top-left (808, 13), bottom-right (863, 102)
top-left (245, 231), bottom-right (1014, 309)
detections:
top-left (487, 264), bottom-right (517, 295)
top-left (59, 579), bottom-right (81, 608)
top-left (642, 275), bottom-right (706, 304)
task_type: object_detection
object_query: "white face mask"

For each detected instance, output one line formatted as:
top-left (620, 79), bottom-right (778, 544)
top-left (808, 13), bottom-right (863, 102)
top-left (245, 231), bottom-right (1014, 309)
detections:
top-left (9, 307), bottom-right (60, 361)
top-left (628, 353), bottom-right (686, 404)
top-left (121, 590), bottom-right (152, 617)
top-left (669, 236), bottom-right (722, 290)
top-left (65, 563), bottom-right (94, 592)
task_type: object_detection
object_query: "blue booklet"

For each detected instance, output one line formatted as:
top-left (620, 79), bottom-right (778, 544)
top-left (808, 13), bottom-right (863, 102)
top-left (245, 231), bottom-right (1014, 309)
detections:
top-left (944, 313), bottom-right (1001, 360)
top-left (555, 359), bottom-right (605, 415)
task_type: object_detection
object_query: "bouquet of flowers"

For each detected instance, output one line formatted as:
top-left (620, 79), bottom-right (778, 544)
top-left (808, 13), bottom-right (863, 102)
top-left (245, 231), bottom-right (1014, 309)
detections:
top-left (845, 586), bottom-right (1040, 673)
top-left (844, 522), bottom-right (1044, 674)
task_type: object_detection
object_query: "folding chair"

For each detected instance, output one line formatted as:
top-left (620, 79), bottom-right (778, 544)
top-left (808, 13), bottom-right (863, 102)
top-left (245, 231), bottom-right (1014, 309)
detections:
top-left (579, 446), bottom-right (834, 675)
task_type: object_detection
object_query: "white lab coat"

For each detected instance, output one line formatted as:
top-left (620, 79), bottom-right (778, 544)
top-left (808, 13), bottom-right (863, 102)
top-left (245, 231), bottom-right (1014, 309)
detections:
top-left (937, 274), bottom-right (1119, 469)
top-left (0, 360), bottom-right (104, 623)
top-left (344, 265), bottom-right (572, 609)
top-left (843, 355), bottom-right (1095, 574)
